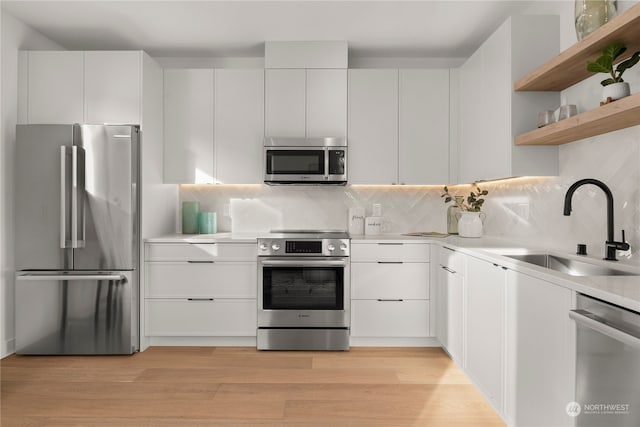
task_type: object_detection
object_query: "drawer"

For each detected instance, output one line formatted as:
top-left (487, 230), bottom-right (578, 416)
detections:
top-left (146, 262), bottom-right (257, 298)
top-left (439, 246), bottom-right (464, 273)
top-left (351, 299), bottom-right (429, 338)
top-left (351, 242), bottom-right (429, 262)
top-left (146, 299), bottom-right (257, 336)
top-left (145, 243), bottom-right (257, 262)
top-left (351, 262), bottom-right (429, 300)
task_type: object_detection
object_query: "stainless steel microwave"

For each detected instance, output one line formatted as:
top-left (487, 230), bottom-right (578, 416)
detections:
top-left (264, 137), bottom-right (347, 185)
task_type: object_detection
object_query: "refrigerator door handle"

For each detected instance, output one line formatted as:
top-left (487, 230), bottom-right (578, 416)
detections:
top-left (70, 146), bottom-right (85, 248)
top-left (17, 273), bottom-right (126, 282)
top-left (60, 146), bottom-right (68, 249)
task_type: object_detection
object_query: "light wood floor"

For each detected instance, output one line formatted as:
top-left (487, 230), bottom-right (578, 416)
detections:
top-left (1, 347), bottom-right (504, 426)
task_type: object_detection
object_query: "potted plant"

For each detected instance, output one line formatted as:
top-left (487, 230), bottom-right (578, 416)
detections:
top-left (442, 185), bottom-right (488, 238)
top-left (587, 42), bottom-right (640, 104)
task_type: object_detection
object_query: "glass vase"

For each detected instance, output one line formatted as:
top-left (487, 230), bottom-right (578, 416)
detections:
top-left (447, 196), bottom-right (464, 235)
top-left (575, 0), bottom-right (617, 41)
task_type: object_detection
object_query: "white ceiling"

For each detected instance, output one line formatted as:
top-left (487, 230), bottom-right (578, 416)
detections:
top-left (2, 0), bottom-right (538, 58)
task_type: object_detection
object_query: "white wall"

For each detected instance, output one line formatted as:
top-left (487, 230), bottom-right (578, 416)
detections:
top-left (1, 10), bottom-right (64, 357)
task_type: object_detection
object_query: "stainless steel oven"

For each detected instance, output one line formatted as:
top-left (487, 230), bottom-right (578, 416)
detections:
top-left (257, 231), bottom-right (350, 350)
top-left (264, 137), bottom-right (347, 185)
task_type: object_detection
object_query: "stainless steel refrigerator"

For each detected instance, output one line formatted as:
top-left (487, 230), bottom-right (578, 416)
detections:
top-left (15, 124), bottom-right (140, 355)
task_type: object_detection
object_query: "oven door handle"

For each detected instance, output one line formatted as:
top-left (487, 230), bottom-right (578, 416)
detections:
top-left (260, 259), bottom-right (347, 268)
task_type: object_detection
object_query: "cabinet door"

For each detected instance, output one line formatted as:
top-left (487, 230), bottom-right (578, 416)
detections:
top-left (477, 23), bottom-right (511, 181)
top-left (163, 69), bottom-right (214, 183)
top-left (399, 69), bottom-right (450, 184)
top-left (351, 300), bottom-right (429, 338)
top-left (306, 69), bottom-right (347, 138)
top-left (437, 248), bottom-right (464, 363)
top-left (265, 69), bottom-right (306, 137)
top-left (351, 242), bottom-right (430, 262)
top-left (84, 51), bottom-right (140, 124)
top-left (146, 262), bottom-right (257, 299)
top-left (147, 299), bottom-right (257, 336)
top-left (215, 69), bottom-right (264, 184)
top-left (505, 270), bottom-right (574, 427)
top-left (348, 69), bottom-right (398, 185)
top-left (465, 255), bottom-right (505, 410)
top-left (459, 48), bottom-right (485, 184)
top-left (351, 263), bottom-right (429, 300)
top-left (27, 51), bottom-right (84, 124)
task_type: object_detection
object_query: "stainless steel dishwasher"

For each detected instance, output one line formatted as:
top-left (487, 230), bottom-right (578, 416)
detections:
top-left (569, 294), bottom-right (640, 427)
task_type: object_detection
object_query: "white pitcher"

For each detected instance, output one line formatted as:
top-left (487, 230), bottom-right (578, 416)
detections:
top-left (456, 211), bottom-right (486, 238)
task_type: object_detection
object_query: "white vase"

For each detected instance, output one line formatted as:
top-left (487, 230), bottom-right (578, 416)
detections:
top-left (456, 211), bottom-right (486, 238)
top-left (602, 82), bottom-right (630, 102)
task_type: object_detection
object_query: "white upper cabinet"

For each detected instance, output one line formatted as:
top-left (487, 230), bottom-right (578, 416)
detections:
top-left (458, 15), bottom-right (560, 182)
top-left (348, 69), bottom-right (398, 185)
top-left (306, 69), bottom-right (347, 137)
top-left (349, 69), bottom-right (451, 185)
top-left (264, 69), bottom-right (306, 137)
top-left (265, 68), bottom-right (347, 138)
top-left (84, 51), bottom-right (141, 124)
top-left (163, 69), bottom-right (214, 184)
top-left (22, 51), bottom-right (141, 125)
top-left (26, 51), bottom-right (84, 124)
top-left (214, 69), bottom-right (264, 184)
top-left (399, 69), bottom-right (450, 184)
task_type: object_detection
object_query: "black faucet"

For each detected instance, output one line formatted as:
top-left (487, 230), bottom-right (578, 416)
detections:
top-left (563, 178), bottom-right (629, 261)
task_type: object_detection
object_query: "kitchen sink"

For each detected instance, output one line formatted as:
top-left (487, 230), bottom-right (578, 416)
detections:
top-left (503, 254), bottom-right (638, 277)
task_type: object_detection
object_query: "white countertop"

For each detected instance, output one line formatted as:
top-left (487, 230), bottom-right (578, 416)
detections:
top-left (145, 232), bottom-right (260, 243)
top-left (146, 233), bottom-right (640, 311)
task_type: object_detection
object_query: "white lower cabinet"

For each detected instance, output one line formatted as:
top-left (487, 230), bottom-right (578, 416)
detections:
top-left (351, 300), bottom-right (429, 337)
top-left (435, 247), bottom-right (575, 427)
top-left (147, 299), bottom-right (256, 336)
top-left (146, 262), bottom-right (256, 299)
top-left (435, 246), bottom-right (465, 364)
top-left (350, 241), bottom-right (431, 343)
top-left (465, 255), bottom-right (506, 412)
top-left (144, 242), bottom-right (257, 341)
top-left (505, 270), bottom-right (574, 427)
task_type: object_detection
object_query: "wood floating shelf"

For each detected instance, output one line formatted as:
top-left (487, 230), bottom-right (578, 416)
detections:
top-left (514, 3), bottom-right (640, 91)
top-left (515, 93), bottom-right (640, 146)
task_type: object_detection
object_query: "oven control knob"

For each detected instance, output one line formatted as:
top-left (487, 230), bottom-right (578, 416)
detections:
top-left (271, 243), bottom-right (281, 251)
top-left (327, 244), bottom-right (336, 252)
top-left (340, 243), bottom-right (348, 251)
top-left (259, 243), bottom-right (268, 251)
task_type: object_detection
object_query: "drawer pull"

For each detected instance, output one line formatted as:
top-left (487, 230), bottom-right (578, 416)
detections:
top-left (377, 299), bottom-right (404, 302)
top-left (187, 261), bottom-right (215, 264)
top-left (377, 243), bottom-right (403, 246)
top-left (377, 261), bottom-right (404, 264)
top-left (440, 265), bottom-right (456, 274)
top-left (187, 298), bottom-right (214, 301)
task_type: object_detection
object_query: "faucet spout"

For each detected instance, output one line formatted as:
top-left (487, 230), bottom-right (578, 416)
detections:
top-left (563, 178), bottom-right (629, 261)
top-left (563, 178), bottom-right (615, 244)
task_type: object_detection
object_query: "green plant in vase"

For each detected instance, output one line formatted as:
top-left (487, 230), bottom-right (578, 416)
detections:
top-left (442, 185), bottom-right (489, 236)
top-left (587, 42), bottom-right (640, 104)
top-left (442, 185), bottom-right (488, 212)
